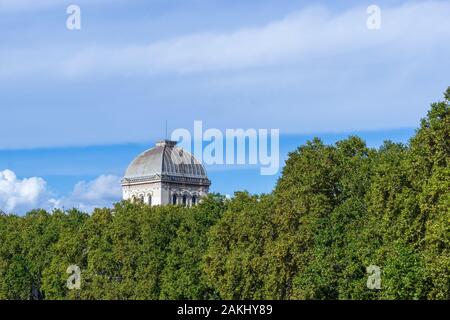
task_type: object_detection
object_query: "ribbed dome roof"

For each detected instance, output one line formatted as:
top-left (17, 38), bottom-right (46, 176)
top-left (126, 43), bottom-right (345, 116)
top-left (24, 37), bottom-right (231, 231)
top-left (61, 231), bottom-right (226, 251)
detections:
top-left (123, 140), bottom-right (208, 180)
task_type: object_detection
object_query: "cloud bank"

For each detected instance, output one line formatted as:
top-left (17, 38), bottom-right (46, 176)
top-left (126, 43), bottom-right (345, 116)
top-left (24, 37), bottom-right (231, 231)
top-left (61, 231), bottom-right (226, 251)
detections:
top-left (57, 174), bottom-right (123, 212)
top-left (67, 2), bottom-right (450, 76)
top-left (0, 169), bottom-right (122, 215)
top-left (0, 169), bottom-right (55, 214)
top-left (1, 1), bottom-right (449, 149)
top-left (2, 2), bottom-right (449, 78)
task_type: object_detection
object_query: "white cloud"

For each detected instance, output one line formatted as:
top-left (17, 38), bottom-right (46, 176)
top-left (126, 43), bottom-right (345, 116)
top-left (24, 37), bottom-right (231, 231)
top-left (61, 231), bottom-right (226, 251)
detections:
top-left (0, 169), bottom-right (56, 214)
top-left (2, 1), bottom-right (449, 79)
top-left (0, 1), bottom-right (449, 149)
top-left (0, 169), bottom-right (122, 215)
top-left (55, 2), bottom-right (450, 77)
top-left (57, 175), bottom-right (122, 212)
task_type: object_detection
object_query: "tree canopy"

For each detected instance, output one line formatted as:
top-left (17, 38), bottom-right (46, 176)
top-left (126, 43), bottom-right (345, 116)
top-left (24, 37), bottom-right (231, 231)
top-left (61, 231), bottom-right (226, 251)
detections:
top-left (0, 88), bottom-right (448, 300)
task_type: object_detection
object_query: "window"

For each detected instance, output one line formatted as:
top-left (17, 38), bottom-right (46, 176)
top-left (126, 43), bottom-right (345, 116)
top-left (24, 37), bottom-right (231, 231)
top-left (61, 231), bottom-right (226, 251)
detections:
top-left (182, 195), bottom-right (187, 206)
top-left (172, 194), bottom-right (177, 205)
top-left (147, 195), bottom-right (152, 206)
top-left (192, 196), bottom-right (196, 206)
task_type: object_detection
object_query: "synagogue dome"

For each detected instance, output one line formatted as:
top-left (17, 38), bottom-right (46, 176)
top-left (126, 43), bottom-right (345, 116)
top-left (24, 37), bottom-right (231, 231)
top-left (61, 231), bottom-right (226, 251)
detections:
top-left (121, 140), bottom-right (210, 206)
top-left (123, 140), bottom-right (209, 182)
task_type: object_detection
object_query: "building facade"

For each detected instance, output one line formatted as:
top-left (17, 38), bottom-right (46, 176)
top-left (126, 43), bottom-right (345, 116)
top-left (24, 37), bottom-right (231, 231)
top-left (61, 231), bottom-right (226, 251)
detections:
top-left (121, 140), bottom-right (210, 206)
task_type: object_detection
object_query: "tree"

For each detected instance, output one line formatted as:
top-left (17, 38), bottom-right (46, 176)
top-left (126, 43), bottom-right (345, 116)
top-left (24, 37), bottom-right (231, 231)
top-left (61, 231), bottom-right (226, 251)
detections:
top-left (160, 195), bottom-right (225, 299)
top-left (0, 88), bottom-right (448, 300)
top-left (204, 192), bottom-right (275, 299)
top-left (409, 87), bottom-right (449, 299)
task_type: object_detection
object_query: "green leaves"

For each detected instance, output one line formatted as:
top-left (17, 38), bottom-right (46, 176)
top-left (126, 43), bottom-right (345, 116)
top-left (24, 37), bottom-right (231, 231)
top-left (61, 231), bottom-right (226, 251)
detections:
top-left (0, 87), bottom-right (448, 300)
top-left (204, 192), bottom-right (274, 299)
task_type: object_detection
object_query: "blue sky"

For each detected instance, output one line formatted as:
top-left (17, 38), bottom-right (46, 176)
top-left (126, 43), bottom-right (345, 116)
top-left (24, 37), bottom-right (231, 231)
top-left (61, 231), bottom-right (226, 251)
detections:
top-left (0, 0), bottom-right (449, 214)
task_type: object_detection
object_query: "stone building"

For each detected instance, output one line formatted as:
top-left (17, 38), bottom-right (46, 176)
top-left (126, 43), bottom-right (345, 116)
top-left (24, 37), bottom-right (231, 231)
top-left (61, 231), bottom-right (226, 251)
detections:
top-left (121, 140), bottom-right (210, 206)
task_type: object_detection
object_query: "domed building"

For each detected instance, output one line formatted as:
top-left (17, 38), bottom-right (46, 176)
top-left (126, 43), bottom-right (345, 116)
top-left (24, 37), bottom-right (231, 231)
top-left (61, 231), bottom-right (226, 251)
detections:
top-left (122, 140), bottom-right (210, 206)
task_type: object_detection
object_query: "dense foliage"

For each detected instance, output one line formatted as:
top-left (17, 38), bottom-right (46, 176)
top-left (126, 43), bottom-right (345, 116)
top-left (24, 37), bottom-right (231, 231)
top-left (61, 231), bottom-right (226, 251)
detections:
top-left (0, 88), bottom-right (448, 300)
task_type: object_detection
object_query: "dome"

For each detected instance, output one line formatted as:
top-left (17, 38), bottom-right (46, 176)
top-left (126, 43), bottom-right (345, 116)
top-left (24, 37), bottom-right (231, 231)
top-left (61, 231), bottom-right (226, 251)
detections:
top-left (122, 140), bottom-right (209, 184)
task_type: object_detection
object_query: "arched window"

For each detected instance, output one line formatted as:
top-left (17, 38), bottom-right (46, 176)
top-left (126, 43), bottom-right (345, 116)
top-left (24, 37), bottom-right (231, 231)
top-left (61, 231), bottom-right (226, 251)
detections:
top-left (172, 194), bottom-right (177, 205)
top-left (182, 195), bottom-right (187, 206)
top-left (147, 194), bottom-right (152, 206)
top-left (140, 194), bottom-right (144, 203)
top-left (192, 195), bottom-right (197, 206)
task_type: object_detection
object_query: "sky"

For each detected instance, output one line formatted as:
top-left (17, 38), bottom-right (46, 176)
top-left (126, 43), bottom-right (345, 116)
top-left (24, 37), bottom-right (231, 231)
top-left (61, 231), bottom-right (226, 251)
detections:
top-left (0, 0), bottom-right (449, 214)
